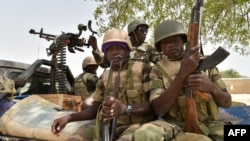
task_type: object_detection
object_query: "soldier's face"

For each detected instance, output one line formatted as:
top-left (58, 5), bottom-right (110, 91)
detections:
top-left (87, 65), bottom-right (98, 74)
top-left (106, 45), bottom-right (127, 67)
top-left (134, 25), bottom-right (148, 43)
top-left (160, 35), bottom-right (184, 60)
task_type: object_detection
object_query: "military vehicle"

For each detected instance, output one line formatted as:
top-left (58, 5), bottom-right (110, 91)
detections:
top-left (0, 21), bottom-right (97, 141)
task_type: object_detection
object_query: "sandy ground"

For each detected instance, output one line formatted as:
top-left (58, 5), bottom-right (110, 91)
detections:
top-left (231, 94), bottom-right (250, 105)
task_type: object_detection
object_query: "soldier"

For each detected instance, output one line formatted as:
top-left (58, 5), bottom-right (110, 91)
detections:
top-left (88, 18), bottom-right (161, 68)
top-left (127, 18), bottom-right (161, 66)
top-left (135, 20), bottom-right (231, 141)
top-left (51, 28), bottom-right (155, 141)
top-left (73, 56), bottom-right (98, 110)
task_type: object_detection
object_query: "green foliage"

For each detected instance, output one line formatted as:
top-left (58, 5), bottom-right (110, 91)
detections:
top-left (220, 69), bottom-right (248, 78)
top-left (92, 0), bottom-right (250, 55)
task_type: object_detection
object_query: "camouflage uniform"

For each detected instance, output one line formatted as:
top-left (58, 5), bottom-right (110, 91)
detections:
top-left (93, 61), bottom-right (153, 140)
top-left (130, 42), bottom-right (160, 67)
top-left (64, 28), bottom-right (154, 141)
top-left (73, 56), bottom-right (98, 101)
top-left (144, 58), bottom-right (228, 141)
top-left (92, 48), bottom-right (108, 68)
top-left (66, 61), bottom-right (152, 141)
top-left (73, 72), bottom-right (98, 100)
top-left (134, 19), bottom-right (229, 141)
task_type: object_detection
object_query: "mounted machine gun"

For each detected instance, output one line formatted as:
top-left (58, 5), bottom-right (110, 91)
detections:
top-left (15, 20), bottom-right (98, 94)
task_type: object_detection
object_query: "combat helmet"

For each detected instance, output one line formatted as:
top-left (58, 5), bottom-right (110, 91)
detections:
top-left (127, 19), bottom-right (149, 35)
top-left (102, 28), bottom-right (132, 53)
top-left (82, 56), bottom-right (98, 69)
top-left (154, 20), bottom-right (187, 52)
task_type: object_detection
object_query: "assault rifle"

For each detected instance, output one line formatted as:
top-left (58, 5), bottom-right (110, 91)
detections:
top-left (101, 56), bottom-right (123, 141)
top-left (184, 0), bottom-right (230, 133)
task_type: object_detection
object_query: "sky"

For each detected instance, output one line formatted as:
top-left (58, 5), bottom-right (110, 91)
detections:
top-left (1, 0), bottom-right (249, 77)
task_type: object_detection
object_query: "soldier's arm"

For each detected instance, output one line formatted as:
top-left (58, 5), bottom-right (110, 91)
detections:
top-left (88, 35), bottom-right (109, 68)
top-left (206, 68), bottom-right (232, 107)
top-left (92, 48), bottom-right (109, 68)
top-left (132, 64), bottom-right (154, 116)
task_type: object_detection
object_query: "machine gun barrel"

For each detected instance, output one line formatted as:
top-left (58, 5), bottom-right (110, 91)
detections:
top-left (29, 28), bottom-right (56, 41)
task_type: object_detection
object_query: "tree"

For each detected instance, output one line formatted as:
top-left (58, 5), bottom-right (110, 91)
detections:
top-left (91, 0), bottom-right (250, 55)
top-left (220, 69), bottom-right (247, 78)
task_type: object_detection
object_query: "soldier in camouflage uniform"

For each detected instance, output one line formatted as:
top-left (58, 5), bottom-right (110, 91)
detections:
top-left (88, 18), bottom-right (161, 68)
top-left (127, 18), bottom-right (161, 66)
top-left (51, 28), bottom-right (154, 141)
top-left (73, 56), bottom-right (98, 110)
top-left (134, 20), bottom-right (232, 141)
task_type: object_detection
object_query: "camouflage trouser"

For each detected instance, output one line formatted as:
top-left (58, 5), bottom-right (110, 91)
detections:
top-left (207, 121), bottom-right (224, 141)
top-left (133, 119), bottom-right (212, 141)
top-left (63, 123), bottom-right (141, 141)
top-left (63, 120), bottom-right (96, 141)
top-left (116, 124), bottom-right (141, 140)
top-left (64, 120), bottom-right (221, 141)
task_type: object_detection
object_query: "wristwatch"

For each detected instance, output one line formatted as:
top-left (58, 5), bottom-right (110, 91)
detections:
top-left (125, 105), bottom-right (133, 115)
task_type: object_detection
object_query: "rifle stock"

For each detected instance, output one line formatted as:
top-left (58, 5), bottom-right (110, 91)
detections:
top-left (185, 88), bottom-right (200, 134)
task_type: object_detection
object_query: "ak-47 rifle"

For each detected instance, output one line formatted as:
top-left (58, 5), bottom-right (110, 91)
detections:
top-left (185, 0), bottom-right (230, 133)
top-left (101, 56), bottom-right (123, 141)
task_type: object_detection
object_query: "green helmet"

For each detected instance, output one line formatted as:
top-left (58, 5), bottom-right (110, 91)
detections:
top-left (154, 20), bottom-right (187, 52)
top-left (127, 18), bottom-right (148, 35)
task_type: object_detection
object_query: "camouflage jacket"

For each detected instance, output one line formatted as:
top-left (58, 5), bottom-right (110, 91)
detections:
top-left (73, 72), bottom-right (98, 100)
top-left (150, 58), bottom-right (229, 123)
top-left (92, 61), bottom-right (152, 127)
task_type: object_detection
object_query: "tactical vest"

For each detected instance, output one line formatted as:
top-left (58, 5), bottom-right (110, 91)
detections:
top-left (130, 43), bottom-right (148, 62)
top-left (102, 61), bottom-right (150, 126)
top-left (155, 60), bottom-right (220, 134)
top-left (73, 72), bottom-right (91, 100)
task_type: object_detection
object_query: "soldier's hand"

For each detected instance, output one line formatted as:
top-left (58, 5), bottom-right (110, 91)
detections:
top-left (102, 97), bottom-right (126, 122)
top-left (109, 98), bottom-right (126, 116)
top-left (51, 115), bottom-right (71, 135)
top-left (186, 72), bottom-right (213, 93)
top-left (180, 46), bottom-right (201, 77)
top-left (88, 35), bottom-right (98, 50)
